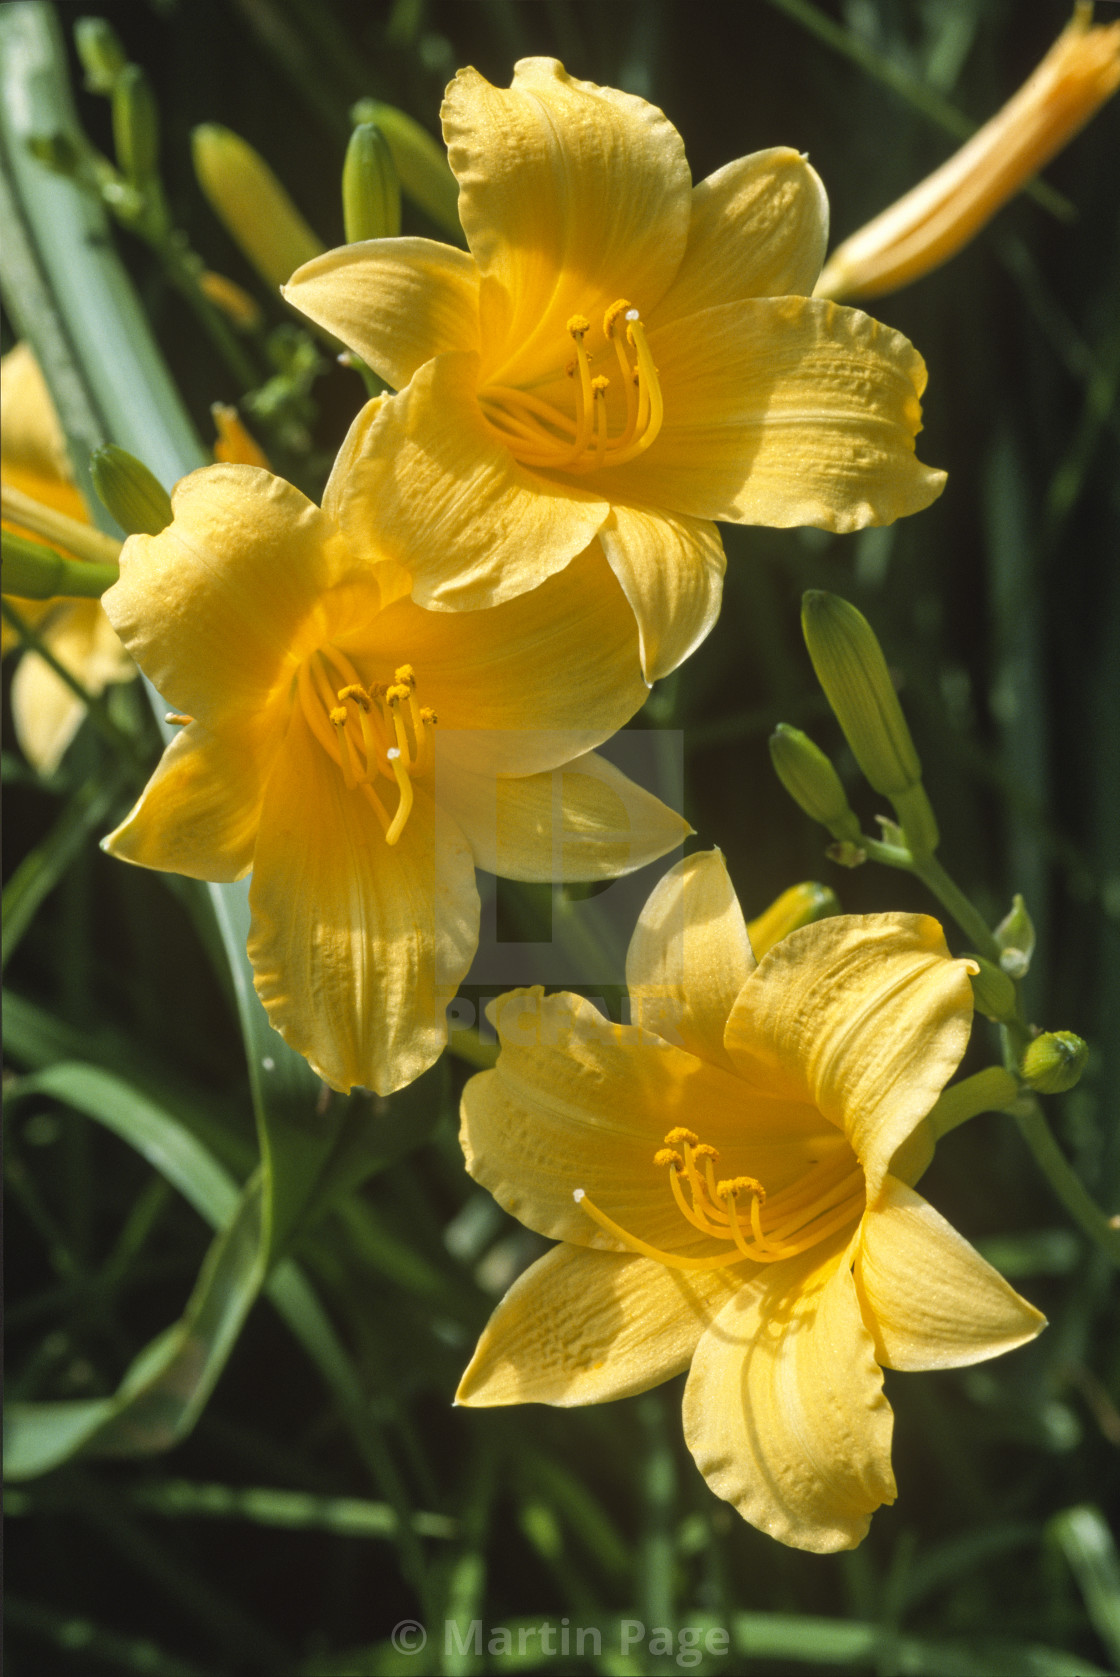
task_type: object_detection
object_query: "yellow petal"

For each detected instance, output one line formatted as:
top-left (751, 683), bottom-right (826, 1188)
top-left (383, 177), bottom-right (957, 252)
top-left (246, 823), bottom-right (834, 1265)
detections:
top-left (1, 342), bottom-right (88, 524)
top-left (248, 703), bottom-right (479, 1095)
top-left (457, 1245), bottom-right (741, 1407)
top-left (654, 149), bottom-right (829, 324)
top-left (597, 503), bottom-right (725, 683)
top-left (332, 351), bottom-right (609, 610)
top-left (461, 988), bottom-right (832, 1252)
top-left (283, 238), bottom-right (480, 390)
top-left (340, 538), bottom-right (644, 779)
top-left (443, 59), bottom-right (691, 382)
top-left (625, 850), bottom-right (755, 1071)
top-left (104, 719), bottom-right (275, 882)
top-left (682, 1236), bottom-right (896, 1552)
top-left (103, 465), bottom-right (356, 729)
top-left (855, 1176), bottom-right (1046, 1371)
top-left (724, 914), bottom-right (974, 1198)
top-left (605, 297), bottom-right (946, 529)
top-left (437, 748), bottom-right (689, 881)
top-left (10, 602), bottom-right (132, 776)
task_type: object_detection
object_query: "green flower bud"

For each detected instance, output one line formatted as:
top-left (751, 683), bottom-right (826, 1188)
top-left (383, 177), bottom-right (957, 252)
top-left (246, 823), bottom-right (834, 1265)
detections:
top-left (747, 881), bottom-right (841, 960)
top-left (193, 125), bottom-right (324, 291)
top-left (90, 446), bottom-right (173, 536)
top-left (801, 591), bottom-right (921, 794)
top-left (996, 892), bottom-right (1035, 978)
top-left (1021, 1031), bottom-right (1089, 1094)
top-left (74, 18), bottom-right (128, 94)
top-left (769, 723), bottom-right (862, 842)
top-left (343, 122), bottom-right (401, 243)
top-left (967, 955), bottom-right (1018, 1021)
top-left (350, 98), bottom-right (460, 236)
top-left (825, 840), bottom-right (868, 869)
top-left (112, 63), bottom-right (160, 185)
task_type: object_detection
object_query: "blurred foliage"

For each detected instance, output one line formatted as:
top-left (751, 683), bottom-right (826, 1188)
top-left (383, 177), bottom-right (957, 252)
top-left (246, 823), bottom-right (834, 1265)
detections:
top-left (2, 0), bottom-right (1118, 1673)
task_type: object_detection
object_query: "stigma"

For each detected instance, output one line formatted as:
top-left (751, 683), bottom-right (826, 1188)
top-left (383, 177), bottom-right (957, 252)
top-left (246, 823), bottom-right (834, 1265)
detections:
top-left (478, 299), bottom-right (664, 475)
top-left (298, 649), bottom-right (437, 844)
top-left (574, 1129), bottom-right (866, 1273)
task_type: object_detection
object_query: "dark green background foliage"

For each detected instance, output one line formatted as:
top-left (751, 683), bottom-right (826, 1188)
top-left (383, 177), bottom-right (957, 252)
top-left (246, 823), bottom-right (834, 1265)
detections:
top-left (3, 1), bottom-right (1118, 1672)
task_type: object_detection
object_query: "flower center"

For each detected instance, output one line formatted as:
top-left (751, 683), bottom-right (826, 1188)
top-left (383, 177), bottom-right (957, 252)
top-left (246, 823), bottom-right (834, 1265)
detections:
top-left (297, 647), bottom-right (437, 845)
top-left (478, 300), bottom-right (664, 475)
top-left (574, 1127), bottom-right (865, 1271)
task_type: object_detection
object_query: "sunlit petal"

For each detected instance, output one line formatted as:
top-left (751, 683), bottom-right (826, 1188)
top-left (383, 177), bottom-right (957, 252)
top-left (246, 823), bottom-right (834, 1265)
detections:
top-left (248, 703), bottom-right (479, 1095)
top-left (724, 914), bottom-right (974, 1195)
top-left (103, 465), bottom-right (359, 728)
top-left (654, 148), bottom-right (829, 323)
top-left (333, 352), bottom-right (609, 610)
top-left (856, 1177), bottom-right (1046, 1371)
top-left (626, 850), bottom-right (756, 1071)
top-left (683, 1237), bottom-right (896, 1552)
top-left (439, 748), bottom-right (688, 882)
top-left (444, 58), bottom-right (691, 381)
top-left (605, 297), bottom-right (946, 528)
top-left (457, 1245), bottom-right (742, 1407)
top-left (597, 503), bottom-right (725, 682)
top-left (283, 237), bottom-right (480, 390)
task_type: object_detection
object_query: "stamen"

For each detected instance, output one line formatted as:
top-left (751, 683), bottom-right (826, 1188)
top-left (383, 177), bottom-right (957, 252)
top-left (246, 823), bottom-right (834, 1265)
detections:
top-left (572, 1189), bottom-right (750, 1273)
top-left (384, 746), bottom-right (413, 845)
top-left (330, 705), bottom-right (358, 790)
top-left (664, 1128), bottom-right (699, 1147)
top-left (164, 712), bottom-right (193, 726)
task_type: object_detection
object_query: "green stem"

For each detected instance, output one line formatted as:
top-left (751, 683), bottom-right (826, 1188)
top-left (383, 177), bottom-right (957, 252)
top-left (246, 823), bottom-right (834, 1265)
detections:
top-left (1012, 1096), bottom-right (1120, 1266)
top-left (0, 598), bottom-right (145, 776)
top-left (909, 852), bottom-right (1004, 964)
top-left (2, 530), bottom-right (119, 598)
top-left (927, 1066), bottom-right (1020, 1141)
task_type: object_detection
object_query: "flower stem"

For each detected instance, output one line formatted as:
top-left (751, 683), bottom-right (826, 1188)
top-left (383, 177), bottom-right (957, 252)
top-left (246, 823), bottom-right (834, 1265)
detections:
top-left (0, 599), bottom-right (145, 778)
top-left (927, 1066), bottom-right (1019, 1140)
top-left (1012, 1095), bottom-right (1120, 1266)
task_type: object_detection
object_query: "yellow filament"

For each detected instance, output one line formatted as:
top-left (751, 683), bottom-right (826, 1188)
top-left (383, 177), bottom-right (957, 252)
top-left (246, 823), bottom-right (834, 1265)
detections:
top-left (330, 706), bottom-right (358, 790)
top-left (573, 1190), bottom-right (750, 1272)
top-left (384, 748), bottom-right (413, 845)
top-left (477, 303), bottom-right (663, 474)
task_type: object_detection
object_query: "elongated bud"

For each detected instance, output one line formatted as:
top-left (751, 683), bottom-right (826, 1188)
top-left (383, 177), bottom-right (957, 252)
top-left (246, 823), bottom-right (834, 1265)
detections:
top-left (112, 63), bottom-right (160, 184)
top-left (747, 881), bottom-right (841, 961)
top-left (769, 723), bottom-right (862, 842)
top-left (192, 125), bottom-right (324, 291)
top-left (198, 270), bottom-right (263, 330)
top-left (967, 955), bottom-right (1018, 1021)
top-left (801, 590), bottom-right (940, 855)
top-left (74, 18), bottom-right (128, 94)
top-left (90, 445), bottom-right (172, 536)
top-left (995, 891), bottom-right (1035, 978)
top-left (343, 122), bottom-right (401, 243)
top-left (1021, 1031), bottom-right (1089, 1094)
top-left (350, 98), bottom-right (460, 235)
top-left (816, 4), bottom-right (1120, 303)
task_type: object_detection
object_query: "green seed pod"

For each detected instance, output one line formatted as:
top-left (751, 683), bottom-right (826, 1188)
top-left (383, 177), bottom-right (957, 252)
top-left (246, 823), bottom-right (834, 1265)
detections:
top-left (1021, 1031), bottom-right (1089, 1094)
top-left (343, 122), bottom-right (401, 243)
top-left (90, 446), bottom-right (173, 536)
top-left (769, 723), bottom-right (862, 842)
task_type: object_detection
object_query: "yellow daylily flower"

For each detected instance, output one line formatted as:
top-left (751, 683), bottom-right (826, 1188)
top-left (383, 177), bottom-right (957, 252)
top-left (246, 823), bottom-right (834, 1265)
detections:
top-left (456, 851), bottom-right (1044, 1552)
top-left (1, 343), bottom-right (134, 775)
top-left (101, 458), bottom-right (689, 1096)
top-left (283, 59), bottom-right (947, 683)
